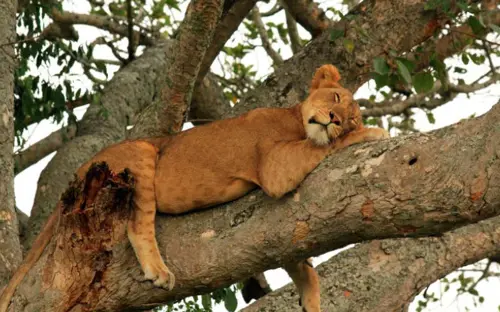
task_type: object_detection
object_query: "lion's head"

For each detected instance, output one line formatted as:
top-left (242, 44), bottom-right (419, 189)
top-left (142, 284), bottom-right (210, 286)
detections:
top-left (301, 64), bottom-right (362, 146)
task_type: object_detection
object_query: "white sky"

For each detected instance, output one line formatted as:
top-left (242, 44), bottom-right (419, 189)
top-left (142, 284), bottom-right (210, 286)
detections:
top-left (13, 1), bottom-right (500, 311)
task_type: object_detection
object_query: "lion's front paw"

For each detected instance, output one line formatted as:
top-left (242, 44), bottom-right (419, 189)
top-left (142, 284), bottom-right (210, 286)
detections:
top-left (143, 261), bottom-right (176, 290)
top-left (365, 128), bottom-right (390, 141)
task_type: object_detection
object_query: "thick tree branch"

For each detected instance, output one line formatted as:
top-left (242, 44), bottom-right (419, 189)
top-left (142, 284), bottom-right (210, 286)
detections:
top-left (10, 100), bottom-right (500, 311)
top-left (189, 72), bottom-right (232, 123)
top-left (197, 0), bottom-right (257, 83)
top-left (13, 125), bottom-right (77, 174)
top-left (134, 0), bottom-right (224, 136)
top-left (242, 215), bottom-right (500, 312)
top-left (281, 0), bottom-right (332, 37)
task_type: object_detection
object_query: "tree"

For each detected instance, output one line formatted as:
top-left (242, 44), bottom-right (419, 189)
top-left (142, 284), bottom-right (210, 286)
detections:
top-left (1, 0), bottom-right (500, 311)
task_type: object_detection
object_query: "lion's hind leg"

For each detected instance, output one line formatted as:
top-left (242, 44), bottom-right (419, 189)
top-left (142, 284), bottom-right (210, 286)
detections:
top-left (284, 258), bottom-right (320, 312)
top-left (126, 142), bottom-right (175, 290)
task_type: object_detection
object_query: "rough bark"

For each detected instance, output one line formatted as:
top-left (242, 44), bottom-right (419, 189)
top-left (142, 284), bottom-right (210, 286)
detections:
top-left (242, 215), bottom-right (500, 312)
top-left (197, 0), bottom-right (257, 82)
top-left (0, 0), bottom-right (22, 287)
top-left (160, 0), bottom-right (223, 134)
top-left (189, 73), bottom-right (232, 123)
top-left (281, 0), bottom-right (332, 37)
top-left (8, 99), bottom-right (500, 311)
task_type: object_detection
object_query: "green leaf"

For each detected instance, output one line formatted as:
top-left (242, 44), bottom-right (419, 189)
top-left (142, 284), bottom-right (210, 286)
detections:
top-left (343, 39), bottom-right (355, 53)
top-left (430, 56), bottom-right (446, 81)
top-left (201, 294), bottom-right (212, 311)
top-left (224, 289), bottom-right (238, 312)
top-left (413, 72), bottom-right (434, 93)
top-left (461, 53), bottom-right (469, 65)
top-left (396, 58), bottom-right (416, 73)
top-left (396, 60), bottom-right (412, 84)
top-left (372, 73), bottom-right (389, 89)
top-left (479, 296), bottom-right (485, 303)
top-left (426, 112), bottom-right (436, 124)
top-left (373, 57), bottom-right (389, 75)
top-left (457, 0), bottom-right (469, 12)
top-left (469, 53), bottom-right (485, 65)
top-left (329, 28), bottom-right (345, 42)
top-left (467, 16), bottom-right (485, 35)
top-left (468, 288), bottom-right (479, 296)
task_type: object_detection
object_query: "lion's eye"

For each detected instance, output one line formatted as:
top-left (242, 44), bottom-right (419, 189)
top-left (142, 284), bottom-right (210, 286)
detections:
top-left (333, 92), bottom-right (340, 103)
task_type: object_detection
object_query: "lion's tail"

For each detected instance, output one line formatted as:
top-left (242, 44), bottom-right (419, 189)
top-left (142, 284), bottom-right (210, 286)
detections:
top-left (0, 204), bottom-right (61, 312)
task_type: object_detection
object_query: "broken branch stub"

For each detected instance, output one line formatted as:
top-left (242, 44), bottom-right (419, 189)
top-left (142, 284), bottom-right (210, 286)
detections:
top-left (13, 163), bottom-right (135, 312)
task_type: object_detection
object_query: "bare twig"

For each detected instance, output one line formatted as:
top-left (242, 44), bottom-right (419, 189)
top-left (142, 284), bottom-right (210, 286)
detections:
top-left (361, 72), bottom-right (500, 117)
top-left (449, 28), bottom-right (500, 46)
top-left (260, 3), bottom-right (282, 17)
top-left (251, 7), bottom-right (284, 66)
top-left (50, 9), bottom-right (154, 46)
top-left (127, 0), bottom-right (135, 62)
top-left (281, 0), bottom-right (302, 54)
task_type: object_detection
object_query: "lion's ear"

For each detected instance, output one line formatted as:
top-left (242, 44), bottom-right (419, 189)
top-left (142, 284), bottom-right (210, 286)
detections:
top-left (309, 64), bottom-right (342, 93)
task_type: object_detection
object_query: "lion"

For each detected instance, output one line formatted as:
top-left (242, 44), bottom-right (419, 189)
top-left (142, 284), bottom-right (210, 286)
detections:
top-left (0, 64), bottom-right (388, 312)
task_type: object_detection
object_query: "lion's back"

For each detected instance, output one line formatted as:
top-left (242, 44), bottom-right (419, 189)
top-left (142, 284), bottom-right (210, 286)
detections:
top-left (76, 140), bottom-right (159, 180)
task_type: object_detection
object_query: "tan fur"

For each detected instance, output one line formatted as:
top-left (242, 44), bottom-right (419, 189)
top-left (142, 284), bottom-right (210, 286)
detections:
top-left (0, 65), bottom-right (389, 312)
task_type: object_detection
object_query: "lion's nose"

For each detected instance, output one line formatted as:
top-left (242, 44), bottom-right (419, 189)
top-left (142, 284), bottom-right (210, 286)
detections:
top-left (330, 112), bottom-right (341, 126)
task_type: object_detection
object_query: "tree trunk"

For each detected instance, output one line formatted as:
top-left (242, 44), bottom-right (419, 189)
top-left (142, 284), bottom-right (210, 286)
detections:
top-left (0, 0), bottom-right (22, 288)
top-left (8, 99), bottom-right (500, 311)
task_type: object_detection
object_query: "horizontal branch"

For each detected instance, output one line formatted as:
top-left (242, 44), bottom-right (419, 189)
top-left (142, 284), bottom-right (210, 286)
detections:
top-left (50, 9), bottom-right (154, 46)
top-left (11, 100), bottom-right (500, 311)
top-left (242, 214), bottom-right (500, 312)
top-left (361, 73), bottom-right (499, 117)
top-left (14, 125), bottom-right (77, 174)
